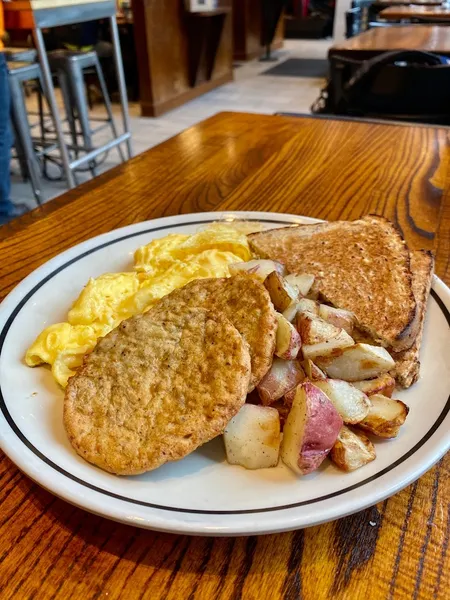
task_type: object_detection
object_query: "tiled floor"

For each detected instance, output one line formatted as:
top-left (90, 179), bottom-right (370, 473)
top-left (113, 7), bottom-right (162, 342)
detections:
top-left (11, 39), bottom-right (331, 208)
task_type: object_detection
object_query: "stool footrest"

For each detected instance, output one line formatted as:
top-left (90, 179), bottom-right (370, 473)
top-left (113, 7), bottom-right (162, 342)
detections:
top-left (69, 132), bottom-right (131, 169)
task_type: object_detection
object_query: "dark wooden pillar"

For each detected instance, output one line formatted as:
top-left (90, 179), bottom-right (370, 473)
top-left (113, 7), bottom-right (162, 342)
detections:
top-left (232, 0), bottom-right (284, 62)
top-left (131, 0), bottom-right (233, 117)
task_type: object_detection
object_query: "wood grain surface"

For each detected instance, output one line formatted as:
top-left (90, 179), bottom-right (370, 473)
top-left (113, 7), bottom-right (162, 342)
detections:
top-left (374, 0), bottom-right (443, 5)
top-left (330, 24), bottom-right (450, 58)
top-left (0, 112), bottom-right (449, 599)
top-left (380, 5), bottom-right (450, 19)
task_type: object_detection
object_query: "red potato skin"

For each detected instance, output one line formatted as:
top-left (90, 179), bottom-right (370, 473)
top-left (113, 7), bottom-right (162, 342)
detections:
top-left (284, 385), bottom-right (299, 407)
top-left (298, 382), bottom-right (343, 474)
top-left (257, 360), bottom-right (305, 405)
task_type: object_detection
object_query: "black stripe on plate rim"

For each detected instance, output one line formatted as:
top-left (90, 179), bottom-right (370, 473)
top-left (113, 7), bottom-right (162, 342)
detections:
top-left (0, 217), bottom-right (449, 515)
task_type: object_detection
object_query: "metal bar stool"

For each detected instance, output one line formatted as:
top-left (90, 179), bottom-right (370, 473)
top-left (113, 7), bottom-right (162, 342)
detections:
top-left (48, 49), bottom-right (126, 176)
top-left (7, 61), bottom-right (44, 205)
top-left (31, 2), bottom-right (133, 189)
top-left (2, 48), bottom-right (37, 63)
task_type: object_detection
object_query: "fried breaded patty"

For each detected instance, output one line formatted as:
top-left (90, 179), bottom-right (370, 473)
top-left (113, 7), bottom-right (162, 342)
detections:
top-left (64, 307), bottom-right (251, 475)
top-left (152, 275), bottom-right (277, 390)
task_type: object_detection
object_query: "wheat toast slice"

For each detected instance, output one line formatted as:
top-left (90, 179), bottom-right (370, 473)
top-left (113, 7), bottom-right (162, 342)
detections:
top-left (248, 215), bottom-right (418, 352)
top-left (390, 250), bottom-right (434, 388)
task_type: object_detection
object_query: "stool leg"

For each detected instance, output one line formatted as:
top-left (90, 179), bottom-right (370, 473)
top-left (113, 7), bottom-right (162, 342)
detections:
top-left (34, 27), bottom-right (76, 189)
top-left (8, 77), bottom-right (42, 205)
top-left (93, 54), bottom-right (125, 163)
top-left (57, 71), bottom-right (79, 157)
top-left (10, 117), bottom-right (29, 182)
top-left (36, 80), bottom-right (50, 180)
top-left (66, 60), bottom-right (98, 177)
top-left (110, 15), bottom-right (133, 159)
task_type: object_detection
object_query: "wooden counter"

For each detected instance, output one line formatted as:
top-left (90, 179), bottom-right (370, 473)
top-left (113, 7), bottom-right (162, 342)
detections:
top-left (131, 0), bottom-right (233, 117)
top-left (374, 0), bottom-right (443, 5)
top-left (380, 5), bottom-right (450, 19)
top-left (329, 24), bottom-right (450, 59)
top-left (232, 0), bottom-right (284, 61)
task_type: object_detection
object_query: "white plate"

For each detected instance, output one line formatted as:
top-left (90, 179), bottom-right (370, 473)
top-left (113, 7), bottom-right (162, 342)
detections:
top-left (0, 211), bottom-right (449, 536)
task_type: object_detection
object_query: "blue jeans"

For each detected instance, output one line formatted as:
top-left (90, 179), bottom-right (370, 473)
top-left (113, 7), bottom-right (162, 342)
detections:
top-left (0, 54), bottom-right (13, 216)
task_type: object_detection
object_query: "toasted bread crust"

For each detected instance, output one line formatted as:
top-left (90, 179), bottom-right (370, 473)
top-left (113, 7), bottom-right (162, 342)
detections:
top-left (64, 307), bottom-right (251, 475)
top-left (249, 215), bottom-right (418, 351)
top-left (391, 250), bottom-right (434, 387)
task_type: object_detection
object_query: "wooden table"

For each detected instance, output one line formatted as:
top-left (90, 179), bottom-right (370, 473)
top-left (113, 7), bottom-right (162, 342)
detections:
top-left (330, 24), bottom-right (450, 59)
top-left (1, 113), bottom-right (449, 599)
top-left (380, 5), bottom-right (450, 19)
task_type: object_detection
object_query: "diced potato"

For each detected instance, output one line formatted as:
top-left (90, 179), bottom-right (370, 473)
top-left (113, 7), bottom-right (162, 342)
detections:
top-left (229, 259), bottom-right (286, 282)
top-left (271, 400), bottom-right (291, 430)
top-left (302, 331), bottom-right (355, 361)
top-left (306, 277), bottom-right (321, 300)
top-left (284, 385), bottom-right (298, 407)
top-left (314, 379), bottom-right (370, 424)
top-left (283, 303), bottom-right (300, 323)
top-left (282, 298), bottom-right (319, 322)
top-left (275, 313), bottom-right (301, 360)
top-left (302, 358), bottom-right (326, 381)
top-left (356, 394), bottom-right (409, 438)
top-left (284, 273), bottom-right (315, 297)
top-left (281, 381), bottom-right (343, 475)
top-left (319, 305), bottom-right (356, 335)
top-left (297, 313), bottom-right (354, 346)
top-left (298, 298), bottom-right (320, 315)
top-left (257, 358), bottom-right (305, 405)
top-left (330, 426), bottom-right (376, 472)
top-left (224, 404), bottom-right (281, 469)
top-left (352, 374), bottom-right (395, 398)
top-left (264, 271), bottom-right (299, 312)
top-left (315, 344), bottom-right (395, 381)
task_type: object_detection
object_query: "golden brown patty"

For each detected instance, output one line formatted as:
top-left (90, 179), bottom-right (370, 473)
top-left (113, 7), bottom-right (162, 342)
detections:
top-left (64, 307), bottom-right (251, 475)
top-left (152, 275), bottom-right (277, 390)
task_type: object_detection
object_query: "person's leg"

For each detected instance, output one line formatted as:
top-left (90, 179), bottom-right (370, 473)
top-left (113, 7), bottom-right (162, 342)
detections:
top-left (0, 54), bottom-right (28, 224)
top-left (0, 53), bottom-right (13, 217)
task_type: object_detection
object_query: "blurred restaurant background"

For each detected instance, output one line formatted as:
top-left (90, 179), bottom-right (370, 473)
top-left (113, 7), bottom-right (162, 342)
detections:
top-left (2, 0), bottom-right (450, 219)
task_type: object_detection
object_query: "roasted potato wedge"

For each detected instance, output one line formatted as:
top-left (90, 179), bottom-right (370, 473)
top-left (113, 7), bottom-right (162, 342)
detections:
top-left (257, 358), bottom-right (305, 405)
top-left (264, 271), bottom-right (299, 312)
top-left (330, 426), bottom-right (376, 472)
top-left (224, 404), bottom-right (281, 469)
top-left (306, 277), bottom-right (321, 300)
top-left (271, 399), bottom-right (291, 430)
top-left (301, 331), bottom-right (355, 361)
top-left (283, 298), bottom-right (319, 322)
top-left (284, 273), bottom-right (315, 297)
top-left (297, 313), bottom-right (354, 346)
top-left (352, 374), bottom-right (396, 398)
top-left (319, 304), bottom-right (356, 335)
top-left (229, 259), bottom-right (286, 282)
top-left (356, 394), bottom-right (409, 438)
top-left (315, 343), bottom-right (395, 381)
top-left (275, 313), bottom-right (301, 360)
top-left (314, 379), bottom-right (370, 424)
top-left (302, 358), bottom-right (326, 381)
top-left (281, 381), bottom-right (343, 475)
top-left (284, 385), bottom-right (299, 407)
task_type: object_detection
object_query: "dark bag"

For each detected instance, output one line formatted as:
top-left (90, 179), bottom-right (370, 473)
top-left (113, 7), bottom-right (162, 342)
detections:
top-left (312, 50), bottom-right (450, 124)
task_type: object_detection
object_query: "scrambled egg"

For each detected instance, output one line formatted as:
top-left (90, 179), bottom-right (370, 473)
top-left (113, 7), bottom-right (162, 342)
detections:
top-left (25, 224), bottom-right (251, 387)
